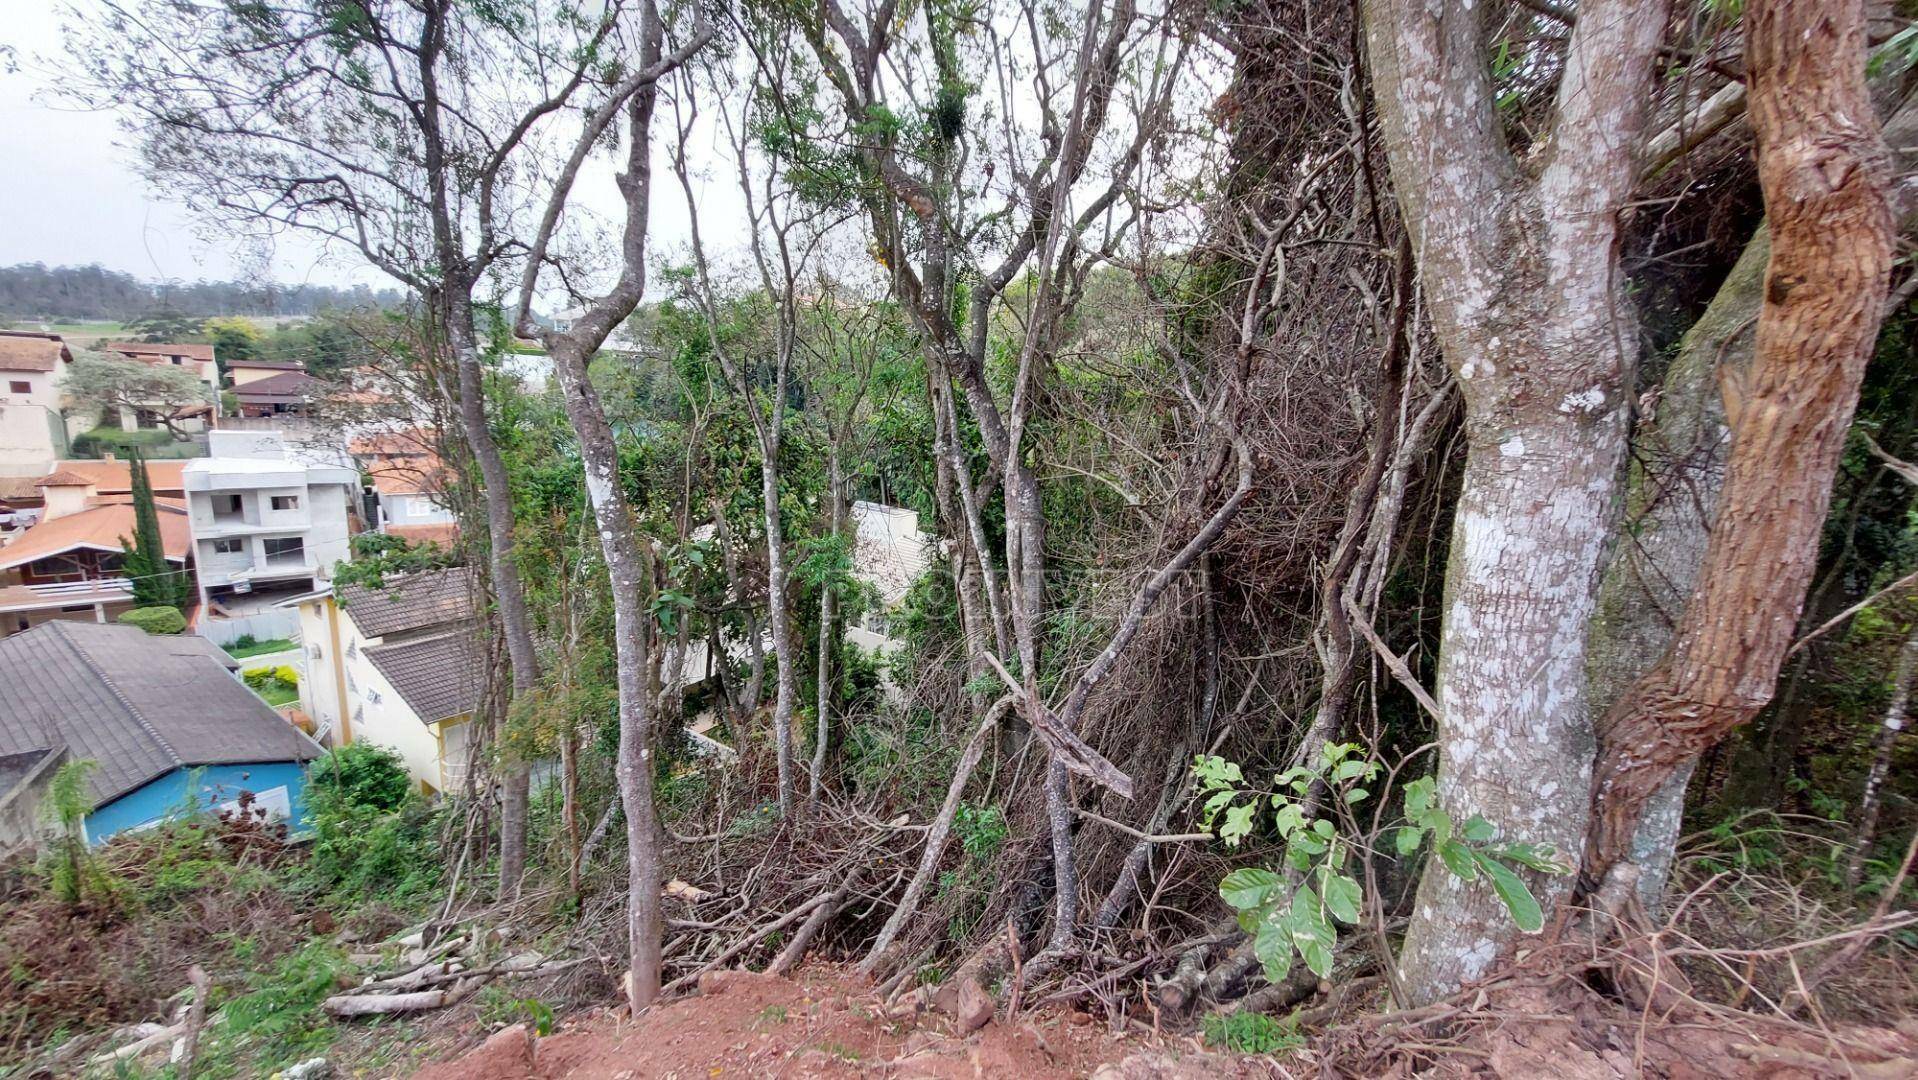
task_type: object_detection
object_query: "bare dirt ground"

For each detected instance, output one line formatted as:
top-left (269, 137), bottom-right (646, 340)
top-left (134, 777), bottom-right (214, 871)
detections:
top-left (405, 965), bottom-right (1266, 1079)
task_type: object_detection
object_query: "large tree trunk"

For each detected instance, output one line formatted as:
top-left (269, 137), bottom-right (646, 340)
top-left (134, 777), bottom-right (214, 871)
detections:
top-left (1584, 232), bottom-right (1769, 911)
top-left (1365, 0), bottom-right (1670, 1004)
top-left (1584, 0), bottom-right (1893, 897)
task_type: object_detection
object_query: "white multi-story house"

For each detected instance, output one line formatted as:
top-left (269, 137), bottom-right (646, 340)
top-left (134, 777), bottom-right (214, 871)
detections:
top-left (0, 331), bottom-right (74, 478)
top-left (184, 430), bottom-right (359, 611)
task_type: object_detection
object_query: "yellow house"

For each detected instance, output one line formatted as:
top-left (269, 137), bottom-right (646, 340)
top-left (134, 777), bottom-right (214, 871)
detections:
top-left (283, 566), bottom-right (481, 794)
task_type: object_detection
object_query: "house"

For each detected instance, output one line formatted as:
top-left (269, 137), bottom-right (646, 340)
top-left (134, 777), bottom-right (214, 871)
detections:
top-left (0, 470), bottom-right (193, 637)
top-left (0, 620), bottom-right (323, 845)
top-left (844, 501), bottom-right (934, 677)
top-left (0, 331), bottom-right (75, 477)
top-left (233, 370), bottom-right (322, 417)
top-left (185, 430), bottom-right (359, 611)
top-left (98, 341), bottom-right (221, 433)
top-left (225, 358), bottom-right (306, 387)
top-left (351, 431), bottom-right (459, 546)
top-left (289, 566), bottom-right (481, 793)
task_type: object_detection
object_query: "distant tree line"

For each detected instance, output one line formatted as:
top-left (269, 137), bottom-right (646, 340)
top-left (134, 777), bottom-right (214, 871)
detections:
top-left (0, 262), bottom-right (403, 321)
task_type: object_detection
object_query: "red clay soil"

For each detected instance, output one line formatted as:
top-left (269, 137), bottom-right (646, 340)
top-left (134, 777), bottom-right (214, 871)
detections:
top-left (409, 965), bottom-right (1265, 1079)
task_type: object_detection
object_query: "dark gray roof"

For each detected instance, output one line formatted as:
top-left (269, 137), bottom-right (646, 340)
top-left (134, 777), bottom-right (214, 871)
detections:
top-left (336, 566), bottom-right (477, 639)
top-left (364, 628), bottom-right (482, 724)
top-left (0, 621), bottom-right (322, 806)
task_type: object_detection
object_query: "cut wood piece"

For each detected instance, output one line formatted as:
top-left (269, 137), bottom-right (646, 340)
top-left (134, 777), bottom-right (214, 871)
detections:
top-left (665, 879), bottom-right (716, 902)
top-left (323, 989), bottom-right (457, 1017)
top-left (90, 1023), bottom-right (183, 1064)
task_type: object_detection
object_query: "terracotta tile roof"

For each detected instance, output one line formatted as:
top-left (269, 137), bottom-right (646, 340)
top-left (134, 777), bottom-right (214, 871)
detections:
top-left (364, 627), bottom-right (482, 724)
top-left (43, 460), bottom-right (189, 495)
top-left (366, 451), bottom-right (446, 495)
top-left (335, 566), bottom-right (476, 638)
top-left (0, 476), bottom-right (43, 504)
top-left (0, 501), bottom-right (191, 571)
top-left (105, 342), bottom-right (216, 363)
top-left (0, 621), bottom-right (321, 806)
top-left (34, 470), bottom-right (95, 488)
top-left (0, 331), bottom-right (73, 372)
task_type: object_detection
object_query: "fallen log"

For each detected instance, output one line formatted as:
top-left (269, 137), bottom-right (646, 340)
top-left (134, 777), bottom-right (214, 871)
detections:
top-left (324, 988), bottom-right (462, 1018)
top-left (90, 1023), bottom-right (182, 1064)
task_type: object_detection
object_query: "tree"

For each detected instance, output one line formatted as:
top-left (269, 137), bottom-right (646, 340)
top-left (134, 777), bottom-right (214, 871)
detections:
top-left (1583, 0), bottom-right (1894, 900)
top-left (1363, 0), bottom-right (1672, 1002)
top-left (511, 0), bottom-right (711, 1012)
top-left (62, 350), bottom-right (212, 439)
top-left (119, 449), bottom-right (187, 610)
top-left (202, 315), bottom-right (262, 369)
top-left (68, 0), bottom-right (669, 899)
top-left (123, 311), bottom-right (205, 342)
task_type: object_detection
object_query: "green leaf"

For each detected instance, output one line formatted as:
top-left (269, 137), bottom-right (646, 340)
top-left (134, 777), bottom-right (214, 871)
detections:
top-left (1460, 815), bottom-right (1496, 843)
top-left (1496, 842), bottom-right (1573, 875)
top-left (1334, 759), bottom-right (1370, 782)
top-left (1343, 787), bottom-right (1370, 804)
top-left (1291, 830), bottom-right (1327, 856)
top-left (1312, 818), bottom-right (1336, 839)
top-left (1286, 887), bottom-right (1337, 979)
top-left (1403, 776), bottom-right (1435, 816)
top-left (1272, 802), bottom-right (1306, 838)
top-left (1437, 839), bottom-right (1478, 881)
top-left (1284, 843), bottom-right (1314, 871)
top-left (1219, 867), bottom-right (1281, 910)
top-left (1252, 913), bottom-right (1294, 983)
top-left (1395, 826), bottom-right (1424, 856)
top-left (1475, 853), bottom-right (1546, 933)
top-left (1221, 803), bottom-right (1258, 847)
top-left (1319, 868), bottom-right (1362, 925)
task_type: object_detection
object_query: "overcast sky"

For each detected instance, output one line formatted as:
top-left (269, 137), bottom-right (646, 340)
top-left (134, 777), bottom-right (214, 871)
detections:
top-left (0, 3), bottom-right (372, 286)
top-left (0, 1), bottom-right (751, 296)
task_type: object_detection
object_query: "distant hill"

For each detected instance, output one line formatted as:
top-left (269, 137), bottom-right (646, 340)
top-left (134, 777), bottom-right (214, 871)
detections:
top-left (0, 262), bottom-right (404, 322)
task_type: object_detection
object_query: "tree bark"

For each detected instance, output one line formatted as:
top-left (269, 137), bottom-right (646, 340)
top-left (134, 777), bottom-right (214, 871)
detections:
top-left (1365, 0), bottom-right (1671, 1003)
top-left (1584, 0), bottom-right (1893, 897)
top-left (1583, 231), bottom-right (1769, 912)
top-left (810, 442), bottom-right (846, 807)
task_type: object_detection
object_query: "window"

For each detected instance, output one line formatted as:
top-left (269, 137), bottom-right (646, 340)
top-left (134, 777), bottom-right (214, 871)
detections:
top-left (212, 538), bottom-right (243, 555)
top-left (263, 536), bottom-right (305, 562)
top-left (7, 380), bottom-right (28, 394)
top-left (271, 495), bottom-right (300, 511)
top-left (219, 493), bottom-right (243, 515)
top-left (170, 355), bottom-right (184, 365)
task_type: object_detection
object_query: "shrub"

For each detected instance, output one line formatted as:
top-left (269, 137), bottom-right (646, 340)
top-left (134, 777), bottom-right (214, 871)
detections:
top-left (242, 666), bottom-right (276, 690)
top-left (274, 664), bottom-right (299, 687)
top-left (119, 605), bottom-right (186, 635)
top-left (308, 744), bottom-right (412, 812)
top-left (233, 633), bottom-right (258, 650)
top-left (1200, 1011), bottom-right (1303, 1054)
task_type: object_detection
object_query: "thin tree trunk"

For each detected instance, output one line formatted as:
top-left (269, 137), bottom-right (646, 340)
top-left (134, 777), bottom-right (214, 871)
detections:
top-left (761, 442), bottom-right (798, 817)
top-left (447, 302), bottom-right (541, 902)
top-left (1848, 625), bottom-right (1917, 888)
top-left (1585, 0), bottom-right (1893, 896)
top-left (810, 443), bottom-right (845, 807)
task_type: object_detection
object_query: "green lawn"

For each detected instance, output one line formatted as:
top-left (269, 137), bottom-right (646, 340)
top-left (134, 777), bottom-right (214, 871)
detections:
top-left (226, 637), bottom-right (296, 660)
top-left (254, 680), bottom-right (299, 707)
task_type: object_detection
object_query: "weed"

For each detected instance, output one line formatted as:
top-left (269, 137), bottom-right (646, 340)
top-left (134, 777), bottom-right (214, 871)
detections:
top-left (1200, 1010), bottom-right (1304, 1054)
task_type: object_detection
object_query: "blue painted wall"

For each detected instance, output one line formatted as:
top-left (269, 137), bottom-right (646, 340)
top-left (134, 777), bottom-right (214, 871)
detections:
top-left (85, 761), bottom-right (313, 844)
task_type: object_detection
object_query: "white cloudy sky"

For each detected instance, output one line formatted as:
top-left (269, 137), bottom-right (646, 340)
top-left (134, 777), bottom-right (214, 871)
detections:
top-left (0, 0), bottom-right (750, 295)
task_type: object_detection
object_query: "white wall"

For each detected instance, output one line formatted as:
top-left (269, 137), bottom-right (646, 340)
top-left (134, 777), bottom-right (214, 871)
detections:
top-left (298, 596), bottom-right (458, 791)
top-left (0, 368), bottom-right (64, 477)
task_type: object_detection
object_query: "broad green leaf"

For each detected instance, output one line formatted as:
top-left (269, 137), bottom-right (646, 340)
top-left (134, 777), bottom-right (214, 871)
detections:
top-left (1253, 913), bottom-right (1294, 983)
top-left (1272, 803), bottom-right (1306, 838)
top-left (1219, 867), bottom-right (1281, 910)
top-left (1343, 787), bottom-right (1370, 804)
top-left (1312, 818), bottom-right (1335, 839)
top-left (1460, 815), bottom-right (1495, 842)
top-left (1299, 938), bottom-right (1335, 980)
top-left (1284, 843), bottom-right (1313, 871)
top-left (1221, 803), bottom-right (1258, 846)
top-left (1496, 842), bottom-right (1573, 875)
top-left (1395, 826), bottom-right (1424, 855)
top-left (1319, 868), bottom-right (1363, 925)
top-left (1476, 853), bottom-right (1545, 933)
top-left (1334, 759), bottom-right (1370, 781)
top-left (1437, 839), bottom-right (1478, 881)
top-left (1403, 776), bottom-right (1435, 816)
top-left (1291, 830), bottom-right (1327, 856)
